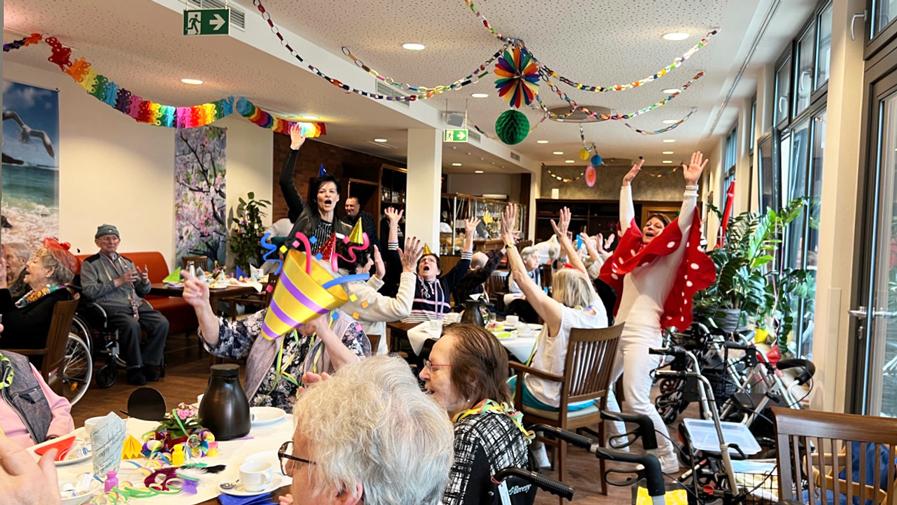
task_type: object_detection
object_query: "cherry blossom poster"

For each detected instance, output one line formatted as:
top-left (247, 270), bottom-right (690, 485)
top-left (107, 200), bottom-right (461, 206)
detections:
top-left (174, 125), bottom-right (226, 269)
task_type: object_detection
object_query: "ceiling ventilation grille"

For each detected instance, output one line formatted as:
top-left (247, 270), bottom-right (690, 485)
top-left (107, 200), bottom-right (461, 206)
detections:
top-left (185, 0), bottom-right (246, 30)
top-left (510, 152), bottom-right (520, 161)
top-left (375, 81), bottom-right (411, 108)
top-left (467, 130), bottom-right (481, 143)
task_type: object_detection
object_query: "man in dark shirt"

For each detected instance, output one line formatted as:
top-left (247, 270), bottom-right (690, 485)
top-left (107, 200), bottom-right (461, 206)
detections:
top-left (341, 197), bottom-right (380, 249)
top-left (452, 248), bottom-right (506, 310)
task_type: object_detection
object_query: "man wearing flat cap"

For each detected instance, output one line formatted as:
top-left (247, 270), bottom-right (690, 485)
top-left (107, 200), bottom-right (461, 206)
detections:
top-left (80, 224), bottom-right (169, 385)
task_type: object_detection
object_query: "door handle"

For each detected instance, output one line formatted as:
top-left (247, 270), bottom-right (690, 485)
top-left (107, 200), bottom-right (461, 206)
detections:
top-left (848, 306), bottom-right (867, 319)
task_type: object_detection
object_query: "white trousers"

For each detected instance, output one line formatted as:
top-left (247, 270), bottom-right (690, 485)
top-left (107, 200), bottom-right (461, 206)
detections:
top-left (605, 324), bottom-right (676, 461)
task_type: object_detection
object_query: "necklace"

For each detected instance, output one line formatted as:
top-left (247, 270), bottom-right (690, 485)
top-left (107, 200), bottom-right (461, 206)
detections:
top-left (452, 399), bottom-right (534, 442)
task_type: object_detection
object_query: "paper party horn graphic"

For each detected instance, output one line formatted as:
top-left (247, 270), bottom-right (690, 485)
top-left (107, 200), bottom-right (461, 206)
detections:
top-left (261, 249), bottom-right (349, 340)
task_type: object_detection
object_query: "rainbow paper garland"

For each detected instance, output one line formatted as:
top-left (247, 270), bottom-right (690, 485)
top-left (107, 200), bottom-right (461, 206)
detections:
top-left (624, 108), bottom-right (697, 135)
top-left (236, 97), bottom-right (326, 136)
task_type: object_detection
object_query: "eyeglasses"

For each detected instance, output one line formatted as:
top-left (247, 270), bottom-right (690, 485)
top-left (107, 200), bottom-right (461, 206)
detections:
top-left (277, 441), bottom-right (316, 476)
top-left (423, 359), bottom-right (453, 371)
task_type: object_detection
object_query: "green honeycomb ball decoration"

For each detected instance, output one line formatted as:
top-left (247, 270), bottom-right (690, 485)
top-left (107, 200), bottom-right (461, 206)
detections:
top-left (495, 110), bottom-right (529, 145)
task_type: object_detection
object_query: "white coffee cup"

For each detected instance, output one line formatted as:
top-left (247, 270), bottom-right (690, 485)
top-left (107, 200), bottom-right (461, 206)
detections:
top-left (505, 315), bottom-right (520, 326)
top-left (83, 416), bottom-right (106, 436)
top-left (429, 319), bottom-right (441, 331)
top-left (518, 325), bottom-right (532, 337)
top-left (240, 461), bottom-right (274, 492)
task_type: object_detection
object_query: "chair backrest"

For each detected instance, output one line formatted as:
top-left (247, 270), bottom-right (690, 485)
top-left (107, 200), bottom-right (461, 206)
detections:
top-left (182, 255), bottom-right (209, 271)
top-left (540, 264), bottom-right (552, 290)
top-left (42, 298), bottom-right (80, 384)
top-left (562, 324), bottom-right (623, 404)
top-left (367, 334), bottom-right (381, 355)
top-left (772, 407), bottom-right (897, 505)
top-left (485, 271), bottom-right (509, 299)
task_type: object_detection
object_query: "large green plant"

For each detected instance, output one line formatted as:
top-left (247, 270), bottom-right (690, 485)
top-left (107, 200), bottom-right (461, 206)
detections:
top-left (229, 192), bottom-right (271, 271)
top-left (694, 198), bottom-right (811, 344)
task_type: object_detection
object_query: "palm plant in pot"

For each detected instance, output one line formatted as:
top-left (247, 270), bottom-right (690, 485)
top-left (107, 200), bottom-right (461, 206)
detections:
top-left (693, 198), bottom-right (810, 345)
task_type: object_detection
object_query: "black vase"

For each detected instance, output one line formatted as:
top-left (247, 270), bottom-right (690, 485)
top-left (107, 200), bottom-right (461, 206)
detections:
top-left (199, 364), bottom-right (251, 441)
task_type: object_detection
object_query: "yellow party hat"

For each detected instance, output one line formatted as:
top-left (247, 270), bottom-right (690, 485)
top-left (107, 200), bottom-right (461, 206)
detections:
top-left (348, 218), bottom-right (365, 245)
top-left (261, 250), bottom-right (349, 340)
top-left (422, 243), bottom-right (433, 256)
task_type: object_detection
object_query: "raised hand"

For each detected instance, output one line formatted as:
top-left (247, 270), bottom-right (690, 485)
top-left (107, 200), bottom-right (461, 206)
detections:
top-left (622, 158), bottom-right (645, 187)
top-left (579, 232), bottom-right (597, 251)
top-left (384, 207), bottom-right (403, 224)
top-left (603, 233), bottom-right (615, 251)
top-left (399, 236), bottom-right (423, 273)
top-left (181, 270), bottom-right (210, 309)
top-left (289, 123), bottom-right (307, 150)
top-left (683, 151), bottom-right (709, 185)
top-left (550, 207), bottom-right (572, 238)
top-left (372, 245), bottom-right (386, 279)
top-left (501, 205), bottom-right (518, 241)
top-left (464, 217), bottom-right (481, 237)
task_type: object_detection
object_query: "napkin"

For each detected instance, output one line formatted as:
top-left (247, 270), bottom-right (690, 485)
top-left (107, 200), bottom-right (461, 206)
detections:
top-left (218, 493), bottom-right (277, 505)
top-left (162, 267), bottom-right (182, 283)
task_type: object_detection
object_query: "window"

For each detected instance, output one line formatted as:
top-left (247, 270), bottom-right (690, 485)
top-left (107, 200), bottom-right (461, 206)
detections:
top-left (775, 56), bottom-right (792, 127)
top-left (872, 0), bottom-right (897, 38)
top-left (750, 98), bottom-right (757, 152)
top-left (795, 27), bottom-right (816, 116)
top-left (758, 136), bottom-right (776, 212)
top-left (722, 127), bottom-right (738, 210)
top-left (816, 2), bottom-right (833, 88)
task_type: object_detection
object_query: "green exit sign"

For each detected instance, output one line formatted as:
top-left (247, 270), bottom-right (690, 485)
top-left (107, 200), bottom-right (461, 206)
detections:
top-left (444, 129), bottom-right (469, 143)
top-left (183, 9), bottom-right (230, 36)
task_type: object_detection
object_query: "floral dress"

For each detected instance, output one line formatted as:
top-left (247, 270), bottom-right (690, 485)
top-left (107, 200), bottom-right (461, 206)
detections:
top-left (207, 309), bottom-right (370, 412)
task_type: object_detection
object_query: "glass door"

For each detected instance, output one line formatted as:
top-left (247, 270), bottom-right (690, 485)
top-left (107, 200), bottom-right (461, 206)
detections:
top-left (853, 72), bottom-right (897, 416)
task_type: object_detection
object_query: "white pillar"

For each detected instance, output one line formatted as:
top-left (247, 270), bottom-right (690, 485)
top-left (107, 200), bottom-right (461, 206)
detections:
top-left (528, 169), bottom-right (541, 240)
top-left (812, 0), bottom-right (865, 412)
top-left (405, 128), bottom-right (442, 249)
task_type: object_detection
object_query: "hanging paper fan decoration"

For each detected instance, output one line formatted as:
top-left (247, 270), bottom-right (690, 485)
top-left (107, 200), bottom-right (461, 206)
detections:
top-left (494, 46), bottom-right (540, 109)
top-left (585, 165), bottom-right (597, 187)
top-left (495, 110), bottom-right (530, 145)
top-left (579, 148), bottom-right (590, 160)
top-left (591, 154), bottom-right (603, 166)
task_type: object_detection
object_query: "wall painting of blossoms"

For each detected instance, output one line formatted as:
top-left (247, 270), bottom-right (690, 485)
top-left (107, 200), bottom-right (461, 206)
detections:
top-left (174, 125), bottom-right (226, 269)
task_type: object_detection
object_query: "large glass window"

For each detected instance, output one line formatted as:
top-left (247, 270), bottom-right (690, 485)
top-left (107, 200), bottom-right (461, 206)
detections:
top-left (722, 127), bottom-right (737, 210)
top-left (873, 0), bottom-right (897, 38)
top-left (775, 56), bottom-right (792, 126)
top-left (785, 120), bottom-right (810, 270)
top-left (750, 99), bottom-right (757, 152)
top-left (759, 137), bottom-right (776, 212)
top-left (795, 28), bottom-right (816, 116)
top-left (799, 110), bottom-right (826, 358)
top-left (816, 3), bottom-right (833, 88)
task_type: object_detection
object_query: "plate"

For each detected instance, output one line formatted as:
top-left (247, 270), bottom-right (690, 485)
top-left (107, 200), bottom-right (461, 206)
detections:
top-left (243, 450), bottom-right (288, 477)
top-left (251, 407), bottom-right (286, 427)
top-left (30, 428), bottom-right (92, 466)
top-left (209, 285), bottom-right (229, 290)
top-left (218, 474), bottom-right (283, 496)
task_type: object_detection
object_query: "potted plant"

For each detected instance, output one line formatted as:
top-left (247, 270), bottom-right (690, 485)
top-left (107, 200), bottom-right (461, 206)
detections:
top-left (229, 192), bottom-right (271, 272)
top-left (694, 198), bottom-right (809, 337)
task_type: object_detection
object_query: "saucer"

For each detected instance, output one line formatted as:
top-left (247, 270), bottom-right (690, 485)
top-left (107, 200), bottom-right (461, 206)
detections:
top-left (250, 407), bottom-right (286, 427)
top-left (218, 474), bottom-right (283, 496)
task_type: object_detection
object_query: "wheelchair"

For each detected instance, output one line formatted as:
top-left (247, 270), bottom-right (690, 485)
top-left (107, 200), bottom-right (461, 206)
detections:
top-left (58, 332), bottom-right (92, 405)
top-left (69, 297), bottom-right (122, 389)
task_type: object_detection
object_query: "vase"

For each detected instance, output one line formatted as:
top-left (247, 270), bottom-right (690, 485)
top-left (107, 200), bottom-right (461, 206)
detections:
top-left (199, 364), bottom-right (251, 441)
top-left (710, 308), bottom-right (743, 333)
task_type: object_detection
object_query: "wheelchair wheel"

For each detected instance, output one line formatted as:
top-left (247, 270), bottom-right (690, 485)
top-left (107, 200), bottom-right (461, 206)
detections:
top-left (96, 363), bottom-right (117, 389)
top-left (70, 315), bottom-right (93, 354)
top-left (60, 335), bottom-right (92, 406)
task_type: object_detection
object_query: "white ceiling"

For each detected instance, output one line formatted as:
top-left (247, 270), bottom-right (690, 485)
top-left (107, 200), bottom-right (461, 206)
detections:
top-left (2, 0), bottom-right (819, 174)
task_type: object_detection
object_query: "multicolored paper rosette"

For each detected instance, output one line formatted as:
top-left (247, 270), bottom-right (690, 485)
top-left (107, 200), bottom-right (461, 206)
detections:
top-left (585, 165), bottom-right (597, 187)
top-left (494, 45), bottom-right (539, 109)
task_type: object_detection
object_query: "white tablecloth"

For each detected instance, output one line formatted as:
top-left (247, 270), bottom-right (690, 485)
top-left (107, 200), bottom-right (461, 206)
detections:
top-left (48, 414), bottom-right (295, 505)
top-left (406, 321), bottom-right (541, 362)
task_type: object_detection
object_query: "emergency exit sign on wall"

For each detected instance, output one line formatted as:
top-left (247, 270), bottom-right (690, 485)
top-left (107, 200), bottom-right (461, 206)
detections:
top-left (443, 129), bottom-right (469, 143)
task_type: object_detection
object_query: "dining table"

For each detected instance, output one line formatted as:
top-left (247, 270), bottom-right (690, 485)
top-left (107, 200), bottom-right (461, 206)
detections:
top-left (149, 283), bottom-right (260, 314)
top-left (396, 320), bottom-right (541, 362)
top-left (43, 408), bottom-right (295, 505)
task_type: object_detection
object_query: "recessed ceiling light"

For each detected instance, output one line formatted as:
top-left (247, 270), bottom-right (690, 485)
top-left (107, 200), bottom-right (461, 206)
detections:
top-left (537, 140), bottom-right (549, 144)
top-left (662, 119), bottom-right (678, 124)
top-left (402, 43), bottom-right (426, 50)
top-left (565, 160), bottom-right (575, 164)
top-left (662, 88), bottom-right (681, 95)
top-left (374, 138), bottom-right (388, 143)
top-left (662, 32), bottom-right (689, 41)
top-left (301, 115), bottom-right (319, 120)
top-left (663, 160), bottom-right (673, 164)
top-left (452, 163), bottom-right (462, 166)
top-left (471, 93), bottom-right (489, 98)
top-left (475, 170), bottom-right (484, 174)
top-left (663, 139), bottom-right (676, 143)
top-left (663, 151), bottom-right (674, 154)
top-left (181, 78), bottom-right (203, 85)
top-left (553, 151), bottom-right (564, 155)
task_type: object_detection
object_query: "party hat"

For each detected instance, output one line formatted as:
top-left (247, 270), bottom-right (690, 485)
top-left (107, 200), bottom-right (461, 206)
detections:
top-left (347, 219), bottom-right (364, 245)
top-left (319, 164), bottom-right (327, 177)
top-left (235, 266), bottom-right (247, 280)
top-left (319, 233), bottom-right (337, 262)
top-left (422, 243), bottom-right (433, 256)
top-left (261, 249), bottom-right (349, 340)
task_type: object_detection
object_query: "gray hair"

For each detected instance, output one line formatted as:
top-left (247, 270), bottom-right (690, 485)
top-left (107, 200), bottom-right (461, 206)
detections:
top-left (294, 356), bottom-right (454, 505)
top-left (520, 246), bottom-right (538, 263)
top-left (552, 268), bottom-right (598, 309)
top-left (4, 243), bottom-right (31, 264)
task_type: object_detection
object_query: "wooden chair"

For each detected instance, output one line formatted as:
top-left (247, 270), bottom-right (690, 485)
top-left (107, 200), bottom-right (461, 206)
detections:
top-left (484, 270), bottom-right (510, 313)
top-left (223, 274), bottom-right (279, 321)
top-left (509, 323), bottom-right (623, 490)
top-left (367, 334), bottom-right (381, 355)
top-left (772, 407), bottom-right (897, 505)
top-left (182, 255), bottom-right (209, 271)
top-left (5, 298), bottom-right (79, 390)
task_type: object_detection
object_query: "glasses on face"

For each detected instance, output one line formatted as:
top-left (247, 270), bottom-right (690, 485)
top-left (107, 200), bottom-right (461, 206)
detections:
top-left (423, 359), bottom-right (453, 372)
top-left (278, 441), bottom-right (315, 476)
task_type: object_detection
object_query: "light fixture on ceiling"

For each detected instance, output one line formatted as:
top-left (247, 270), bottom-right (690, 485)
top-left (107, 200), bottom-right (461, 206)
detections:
top-left (301, 115), bottom-right (319, 120)
top-left (537, 140), bottom-right (549, 144)
top-left (663, 139), bottom-right (676, 143)
top-left (662, 32), bottom-right (689, 41)
top-left (565, 160), bottom-right (575, 164)
top-left (181, 78), bottom-right (204, 85)
top-left (553, 151), bottom-right (564, 155)
top-left (662, 119), bottom-right (678, 124)
top-left (475, 170), bottom-right (484, 174)
top-left (452, 163), bottom-right (462, 166)
top-left (663, 160), bottom-right (673, 164)
top-left (663, 151), bottom-right (674, 154)
top-left (471, 93), bottom-right (489, 98)
top-left (374, 138), bottom-right (388, 143)
top-left (662, 88), bottom-right (681, 95)
top-left (402, 43), bottom-right (426, 50)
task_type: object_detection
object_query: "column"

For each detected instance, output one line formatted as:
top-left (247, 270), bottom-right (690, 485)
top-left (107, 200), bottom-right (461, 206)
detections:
top-left (405, 128), bottom-right (442, 249)
top-left (812, 0), bottom-right (865, 412)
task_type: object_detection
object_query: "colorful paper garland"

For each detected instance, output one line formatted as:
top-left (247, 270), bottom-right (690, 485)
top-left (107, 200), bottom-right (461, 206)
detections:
top-left (623, 108), bottom-right (697, 135)
top-left (546, 169), bottom-right (583, 183)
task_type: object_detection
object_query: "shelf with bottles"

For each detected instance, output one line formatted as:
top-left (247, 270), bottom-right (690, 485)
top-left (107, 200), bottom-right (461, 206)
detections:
top-left (440, 193), bottom-right (526, 254)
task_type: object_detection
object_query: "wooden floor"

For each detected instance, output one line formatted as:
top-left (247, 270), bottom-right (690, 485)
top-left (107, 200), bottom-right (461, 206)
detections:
top-left (71, 333), bottom-right (673, 505)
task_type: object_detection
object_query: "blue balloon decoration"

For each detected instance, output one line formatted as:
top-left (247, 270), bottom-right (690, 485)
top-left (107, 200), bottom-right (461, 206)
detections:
top-left (591, 154), bottom-right (603, 166)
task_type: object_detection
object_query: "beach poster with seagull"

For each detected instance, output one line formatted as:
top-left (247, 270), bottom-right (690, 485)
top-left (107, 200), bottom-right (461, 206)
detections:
top-left (2, 80), bottom-right (59, 249)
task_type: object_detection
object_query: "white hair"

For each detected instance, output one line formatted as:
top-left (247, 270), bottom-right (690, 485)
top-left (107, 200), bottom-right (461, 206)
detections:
top-left (519, 246), bottom-right (538, 263)
top-left (294, 356), bottom-right (454, 505)
top-left (470, 252), bottom-right (488, 269)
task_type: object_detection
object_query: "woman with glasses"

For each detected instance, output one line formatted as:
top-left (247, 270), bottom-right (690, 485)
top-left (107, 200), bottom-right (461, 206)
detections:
top-left (419, 324), bottom-right (530, 505)
top-left (278, 356), bottom-right (453, 505)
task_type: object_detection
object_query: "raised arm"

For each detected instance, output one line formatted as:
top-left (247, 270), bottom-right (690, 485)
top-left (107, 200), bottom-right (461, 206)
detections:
top-left (550, 207), bottom-right (587, 273)
top-left (501, 205), bottom-right (563, 331)
top-left (279, 124), bottom-right (308, 222)
top-left (620, 158), bottom-right (644, 232)
top-left (677, 151), bottom-right (708, 233)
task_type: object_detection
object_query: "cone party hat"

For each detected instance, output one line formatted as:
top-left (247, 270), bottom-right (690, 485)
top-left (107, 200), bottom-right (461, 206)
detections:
top-left (422, 243), bottom-right (433, 256)
top-left (261, 249), bottom-right (349, 340)
top-left (319, 233), bottom-right (337, 263)
top-left (347, 219), bottom-right (365, 245)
